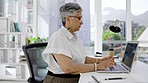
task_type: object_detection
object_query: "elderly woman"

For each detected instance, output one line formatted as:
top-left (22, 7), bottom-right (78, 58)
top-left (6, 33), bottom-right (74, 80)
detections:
top-left (42, 2), bottom-right (116, 83)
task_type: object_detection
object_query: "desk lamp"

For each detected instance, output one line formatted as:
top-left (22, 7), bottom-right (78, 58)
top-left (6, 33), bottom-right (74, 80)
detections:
top-left (109, 19), bottom-right (122, 56)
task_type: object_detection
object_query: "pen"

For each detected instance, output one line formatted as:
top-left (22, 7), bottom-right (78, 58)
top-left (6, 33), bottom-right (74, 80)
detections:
top-left (105, 77), bottom-right (126, 80)
top-left (92, 75), bottom-right (101, 83)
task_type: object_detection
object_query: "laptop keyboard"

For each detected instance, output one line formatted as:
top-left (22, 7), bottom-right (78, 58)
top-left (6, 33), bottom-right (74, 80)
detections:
top-left (109, 64), bottom-right (125, 71)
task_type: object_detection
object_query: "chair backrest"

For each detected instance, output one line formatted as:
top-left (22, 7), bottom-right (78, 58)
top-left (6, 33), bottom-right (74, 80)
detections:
top-left (22, 42), bottom-right (48, 82)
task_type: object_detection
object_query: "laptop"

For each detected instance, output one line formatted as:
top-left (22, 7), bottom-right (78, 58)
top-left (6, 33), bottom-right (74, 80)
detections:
top-left (97, 41), bottom-right (139, 73)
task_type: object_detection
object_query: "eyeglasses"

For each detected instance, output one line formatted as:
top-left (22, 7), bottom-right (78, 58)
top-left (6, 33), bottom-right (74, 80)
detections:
top-left (69, 16), bottom-right (83, 21)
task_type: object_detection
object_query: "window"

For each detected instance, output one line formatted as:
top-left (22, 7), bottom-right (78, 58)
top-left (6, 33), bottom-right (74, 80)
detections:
top-left (131, 0), bottom-right (148, 41)
top-left (102, 0), bottom-right (126, 56)
top-left (131, 0), bottom-right (148, 63)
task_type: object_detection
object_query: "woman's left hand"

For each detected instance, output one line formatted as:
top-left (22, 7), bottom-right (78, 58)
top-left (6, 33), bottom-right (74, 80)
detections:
top-left (97, 56), bottom-right (115, 63)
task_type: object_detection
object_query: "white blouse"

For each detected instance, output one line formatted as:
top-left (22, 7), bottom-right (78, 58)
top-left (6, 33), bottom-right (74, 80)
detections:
top-left (42, 26), bottom-right (86, 74)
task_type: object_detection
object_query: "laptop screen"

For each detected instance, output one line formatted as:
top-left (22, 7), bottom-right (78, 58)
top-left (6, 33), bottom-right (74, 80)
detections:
top-left (122, 41), bottom-right (139, 68)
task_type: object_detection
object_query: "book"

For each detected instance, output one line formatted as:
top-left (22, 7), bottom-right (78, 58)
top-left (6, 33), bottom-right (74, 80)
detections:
top-left (10, 22), bottom-right (15, 32)
top-left (15, 35), bottom-right (18, 48)
top-left (14, 22), bottom-right (20, 32)
top-left (18, 34), bottom-right (21, 48)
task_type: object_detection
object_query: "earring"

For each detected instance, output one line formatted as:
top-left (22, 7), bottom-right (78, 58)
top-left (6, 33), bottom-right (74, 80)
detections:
top-left (67, 27), bottom-right (71, 30)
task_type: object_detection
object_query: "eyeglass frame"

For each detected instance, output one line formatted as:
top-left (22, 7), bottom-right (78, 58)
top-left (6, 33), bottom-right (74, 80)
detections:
top-left (69, 16), bottom-right (83, 21)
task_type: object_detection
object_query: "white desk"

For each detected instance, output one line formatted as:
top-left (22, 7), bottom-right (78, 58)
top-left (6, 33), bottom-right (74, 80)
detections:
top-left (79, 60), bottom-right (148, 83)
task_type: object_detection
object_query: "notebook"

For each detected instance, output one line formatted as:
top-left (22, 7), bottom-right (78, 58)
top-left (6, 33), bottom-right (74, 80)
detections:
top-left (97, 41), bottom-right (139, 73)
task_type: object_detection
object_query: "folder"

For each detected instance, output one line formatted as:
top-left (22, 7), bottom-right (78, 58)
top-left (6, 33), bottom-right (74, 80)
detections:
top-left (0, 17), bottom-right (8, 33)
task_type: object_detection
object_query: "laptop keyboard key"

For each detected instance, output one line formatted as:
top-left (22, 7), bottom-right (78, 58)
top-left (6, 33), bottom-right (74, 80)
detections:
top-left (109, 64), bottom-right (125, 71)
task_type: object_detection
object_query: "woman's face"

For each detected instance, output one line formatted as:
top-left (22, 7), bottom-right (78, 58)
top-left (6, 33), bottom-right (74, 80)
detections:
top-left (66, 11), bottom-right (83, 33)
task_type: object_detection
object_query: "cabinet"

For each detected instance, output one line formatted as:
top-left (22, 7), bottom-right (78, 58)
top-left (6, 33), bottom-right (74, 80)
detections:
top-left (0, 0), bottom-right (35, 81)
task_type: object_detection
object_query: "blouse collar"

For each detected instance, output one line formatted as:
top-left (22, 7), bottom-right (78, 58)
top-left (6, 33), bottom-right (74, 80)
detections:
top-left (61, 26), bottom-right (78, 40)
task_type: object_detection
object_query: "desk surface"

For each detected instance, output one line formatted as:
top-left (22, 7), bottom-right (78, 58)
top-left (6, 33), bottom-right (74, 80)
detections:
top-left (79, 60), bottom-right (148, 83)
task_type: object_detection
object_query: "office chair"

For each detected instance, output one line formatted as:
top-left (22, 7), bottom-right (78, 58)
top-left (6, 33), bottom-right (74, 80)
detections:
top-left (22, 42), bottom-right (48, 83)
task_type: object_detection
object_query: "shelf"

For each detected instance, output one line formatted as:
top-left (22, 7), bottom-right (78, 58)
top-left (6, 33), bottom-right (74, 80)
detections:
top-left (0, 32), bottom-right (26, 34)
top-left (0, 48), bottom-right (22, 49)
top-left (0, 0), bottom-right (32, 80)
top-left (0, 75), bottom-right (27, 81)
top-left (0, 62), bottom-right (27, 65)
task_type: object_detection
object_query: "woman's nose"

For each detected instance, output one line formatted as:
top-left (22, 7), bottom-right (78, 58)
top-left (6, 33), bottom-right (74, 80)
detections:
top-left (80, 19), bottom-right (83, 25)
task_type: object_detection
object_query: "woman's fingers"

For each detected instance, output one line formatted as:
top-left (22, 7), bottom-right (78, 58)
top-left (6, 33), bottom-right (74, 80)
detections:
top-left (98, 58), bottom-right (117, 70)
top-left (104, 59), bottom-right (116, 69)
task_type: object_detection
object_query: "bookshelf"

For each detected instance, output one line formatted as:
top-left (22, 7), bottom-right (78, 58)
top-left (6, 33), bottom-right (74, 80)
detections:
top-left (0, 17), bottom-right (29, 81)
top-left (0, 0), bottom-right (36, 81)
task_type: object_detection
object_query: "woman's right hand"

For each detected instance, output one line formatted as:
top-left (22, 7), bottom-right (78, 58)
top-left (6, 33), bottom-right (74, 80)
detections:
top-left (97, 58), bottom-right (116, 70)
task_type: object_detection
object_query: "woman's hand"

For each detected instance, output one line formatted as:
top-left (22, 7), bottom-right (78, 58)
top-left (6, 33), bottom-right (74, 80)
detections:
top-left (97, 57), bottom-right (116, 70)
top-left (97, 56), bottom-right (114, 63)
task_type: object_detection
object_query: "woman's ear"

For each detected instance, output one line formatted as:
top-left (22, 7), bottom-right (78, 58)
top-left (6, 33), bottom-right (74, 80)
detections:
top-left (65, 16), bottom-right (71, 26)
top-left (65, 16), bottom-right (70, 22)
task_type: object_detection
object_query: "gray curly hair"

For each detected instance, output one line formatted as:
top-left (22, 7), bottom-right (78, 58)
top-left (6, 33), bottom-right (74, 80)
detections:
top-left (59, 2), bottom-right (83, 26)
